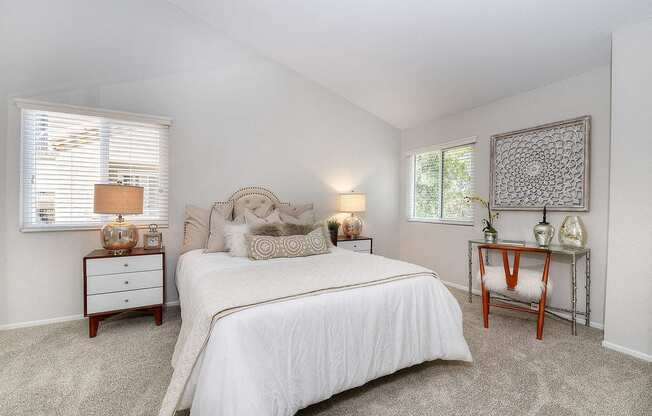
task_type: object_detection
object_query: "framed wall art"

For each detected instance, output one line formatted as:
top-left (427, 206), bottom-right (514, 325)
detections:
top-left (490, 116), bottom-right (590, 211)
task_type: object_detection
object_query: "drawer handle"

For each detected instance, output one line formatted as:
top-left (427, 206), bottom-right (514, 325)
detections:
top-left (123, 263), bottom-right (129, 267)
top-left (124, 281), bottom-right (129, 285)
top-left (124, 299), bottom-right (129, 303)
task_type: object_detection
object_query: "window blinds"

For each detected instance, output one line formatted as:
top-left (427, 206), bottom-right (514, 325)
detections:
top-left (406, 140), bottom-right (475, 223)
top-left (442, 145), bottom-right (474, 221)
top-left (20, 102), bottom-right (170, 231)
top-left (413, 151), bottom-right (441, 219)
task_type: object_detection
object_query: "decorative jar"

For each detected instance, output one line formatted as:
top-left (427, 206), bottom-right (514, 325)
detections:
top-left (559, 216), bottom-right (587, 248)
top-left (533, 222), bottom-right (554, 247)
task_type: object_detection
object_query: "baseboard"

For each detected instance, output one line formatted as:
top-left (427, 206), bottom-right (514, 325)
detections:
top-left (602, 341), bottom-right (652, 362)
top-left (0, 314), bottom-right (83, 331)
top-left (0, 301), bottom-right (181, 331)
top-left (440, 279), bottom-right (604, 330)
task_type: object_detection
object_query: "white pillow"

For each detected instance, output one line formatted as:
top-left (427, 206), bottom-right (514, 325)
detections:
top-left (244, 209), bottom-right (282, 225)
top-left (224, 223), bottom-right (251, 257)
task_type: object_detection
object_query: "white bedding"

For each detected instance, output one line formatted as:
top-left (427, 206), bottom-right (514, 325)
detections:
top-left (173, 249), bottom-right (472, 416)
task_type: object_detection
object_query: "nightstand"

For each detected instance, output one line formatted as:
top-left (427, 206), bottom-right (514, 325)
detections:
top-left (83, 247), bottom-right (165, 338)
top-left (336, 236), bottom-right (373, 254)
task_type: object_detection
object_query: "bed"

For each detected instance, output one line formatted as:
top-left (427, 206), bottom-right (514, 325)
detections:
top-left (159, 188), bottom-right (472, 416)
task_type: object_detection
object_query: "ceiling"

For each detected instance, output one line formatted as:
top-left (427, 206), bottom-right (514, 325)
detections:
top-left (169, 0), bottom-right (652, 128)
top-left (2, 1), bottom-right (651, 129)
top-left (0, 0), bottom-right (242, 98)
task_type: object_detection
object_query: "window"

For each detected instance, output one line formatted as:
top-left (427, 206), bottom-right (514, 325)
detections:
top-left (19, 100), bottom-right (170, 231)
top-left (406, 138), bottom-right (475, 224)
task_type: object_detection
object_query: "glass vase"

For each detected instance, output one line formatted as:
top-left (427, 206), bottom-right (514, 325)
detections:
top-left (559, 216), bottom-right (587, 248)
top-left (484, 229), bottom-right (497, 243)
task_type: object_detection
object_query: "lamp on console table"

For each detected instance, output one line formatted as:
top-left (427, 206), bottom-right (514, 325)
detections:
top-left (339, 192), bottom-right (366, 238)
top-left (94, 184), bottom-right (143, 255)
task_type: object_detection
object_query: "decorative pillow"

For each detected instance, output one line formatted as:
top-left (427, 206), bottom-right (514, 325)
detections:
top-left (249, 223), bottom-right (285, 237)
top-left (246, 228), bottom-right (330, 260)
top-left (181, 205), bottom-right (210, 254)
top-left (224, 223), bottom-right (251, 257)
top-left (244, 209), bottom-right (282, 226)
top-left (205, 201), bottom-right (235, 253)
top-left (250, 222), bottom-right (318, 237)
top-left (277, 203), bottom-right (315, 225)
top-left (233, 195), bottom-right (274, 221)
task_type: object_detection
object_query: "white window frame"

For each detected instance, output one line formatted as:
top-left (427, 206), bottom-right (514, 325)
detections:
top-left (16, 99), bottom-right (172, 232)
top-left (405, 136), bottom-right (476, 226)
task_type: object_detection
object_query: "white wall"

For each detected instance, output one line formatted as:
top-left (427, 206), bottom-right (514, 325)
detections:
top-left (0, 99), bottom-right (7, 325)
top-left (400, 67), bottom-right (611, 327)
top-left (0, 27), bottom-right (400, 327)
top-left (603, 20), bottom-right (652, 361)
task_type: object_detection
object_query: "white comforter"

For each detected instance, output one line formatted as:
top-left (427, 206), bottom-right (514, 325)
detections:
top-left (171, 249), bottom-right (472, 416)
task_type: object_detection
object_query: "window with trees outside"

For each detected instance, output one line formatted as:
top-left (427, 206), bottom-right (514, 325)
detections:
top-left (18, 100), bottom-right (170, 231)
top-left (406, 138), bottom-right (475, 224)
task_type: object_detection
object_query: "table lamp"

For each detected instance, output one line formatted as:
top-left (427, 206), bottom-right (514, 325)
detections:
top-left (94, 184), bottom-right (144, 255)
top-left (339, 192), bottom-right (366, 238)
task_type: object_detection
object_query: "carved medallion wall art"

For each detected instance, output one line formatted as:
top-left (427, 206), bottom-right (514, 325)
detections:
top-left (490, 116), bottom-right (590, 211)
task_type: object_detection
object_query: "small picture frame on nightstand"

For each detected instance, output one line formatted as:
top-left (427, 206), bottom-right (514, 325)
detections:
top-left (143, 224), bottom-right (163, 250)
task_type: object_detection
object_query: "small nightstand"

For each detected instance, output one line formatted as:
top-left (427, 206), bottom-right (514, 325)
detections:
top-left (83, 247), bottom-right (165, 338)
top-left (336, 236), bottom-right (373, 254)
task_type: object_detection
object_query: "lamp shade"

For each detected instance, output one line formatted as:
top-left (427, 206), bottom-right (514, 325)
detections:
top-left (94, 184), bottom-right (144, 214)
top-left (339, 193), bottom-right (366, 213)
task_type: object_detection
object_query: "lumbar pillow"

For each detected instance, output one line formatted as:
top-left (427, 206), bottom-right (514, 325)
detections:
top-left (244, 208), bottom-right (282, 225)
top-left (277, 203), bottom-right (315, 225)
top-left (205, 201), bottom-right (235, 253)
top-left (224, 222), bottom-right (251, 257)
top-left (181, 205), bottom-right (210, 254)
top-left (246, 228), bottom-right (330, 260)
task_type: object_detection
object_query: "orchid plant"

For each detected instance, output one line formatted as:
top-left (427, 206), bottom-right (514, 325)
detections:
top-left (465, 196), bottom-right (499, 233)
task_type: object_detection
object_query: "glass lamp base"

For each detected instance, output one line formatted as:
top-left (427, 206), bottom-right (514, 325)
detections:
top-left (100, 218), bottom-right (139, 254)
top-left (342, 214), bottom-right (363, 238)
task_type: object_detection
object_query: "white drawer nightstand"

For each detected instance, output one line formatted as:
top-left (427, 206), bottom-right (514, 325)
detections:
top-left (336, 236), bottom-right (373, 254)
top-left (83, 247), bottom-right (165, 337)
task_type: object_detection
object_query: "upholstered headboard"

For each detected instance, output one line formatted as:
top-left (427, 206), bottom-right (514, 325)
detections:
top-left (220, 186), bottom-right (290, 220)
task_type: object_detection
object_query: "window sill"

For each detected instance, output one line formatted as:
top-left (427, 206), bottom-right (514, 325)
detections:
top-left (20, 224), bottom-right (169, 233)
top-left (406, 218), bottom-right (474, 226)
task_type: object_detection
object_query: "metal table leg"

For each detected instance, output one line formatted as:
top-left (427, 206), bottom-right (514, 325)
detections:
top-left (571, 254), bottom-right (577, 336)
top-left (585, 251), bottom-right (591, 327)
top-left (468, 241), bottom-right (473, 303)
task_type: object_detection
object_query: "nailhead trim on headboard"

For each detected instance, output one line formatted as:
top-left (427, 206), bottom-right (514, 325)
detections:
top-left (227, 186), bottom-right (283, 205)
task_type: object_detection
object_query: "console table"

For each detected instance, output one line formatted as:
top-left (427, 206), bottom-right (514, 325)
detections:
top-left (467, 239), bottom-right (590, 335)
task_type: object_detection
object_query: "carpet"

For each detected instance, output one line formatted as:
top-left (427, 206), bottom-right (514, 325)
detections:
top-left (0, 289), bottom-right (649, 416)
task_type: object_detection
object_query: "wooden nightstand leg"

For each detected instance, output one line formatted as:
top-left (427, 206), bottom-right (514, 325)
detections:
top-left (89, 316), bottom-right (99, 338)
top-left (154, 306), bottom-right (163, 326)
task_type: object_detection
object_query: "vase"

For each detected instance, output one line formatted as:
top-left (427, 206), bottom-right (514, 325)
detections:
top-left (328, 228), bottom-right (338, 246)
top-left (533, 222), bottom-right (554, 247)
top-left (484, 230), bottom-right (497, 243)
top-left (559, 216), bottom-right (587, 248)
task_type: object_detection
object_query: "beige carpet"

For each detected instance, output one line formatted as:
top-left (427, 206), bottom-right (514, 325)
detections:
top-left (1, 288), bottom-right (650, 416)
